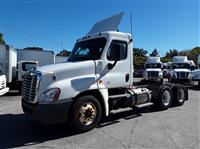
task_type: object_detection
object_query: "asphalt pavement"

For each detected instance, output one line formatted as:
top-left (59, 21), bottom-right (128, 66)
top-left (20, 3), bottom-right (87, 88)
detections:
top-left (0, 85), bottom-right (199, 149)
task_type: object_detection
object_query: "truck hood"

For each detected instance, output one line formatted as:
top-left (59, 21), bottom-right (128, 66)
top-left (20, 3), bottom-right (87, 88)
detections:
top-left (37, 60), bottom-right (96, 84)
top-left (173, 69), bottom-right (190, 72)
top-left (37, 61), bottom-right (95, 75)
top-left (146, 68), bottom-right (162, 72)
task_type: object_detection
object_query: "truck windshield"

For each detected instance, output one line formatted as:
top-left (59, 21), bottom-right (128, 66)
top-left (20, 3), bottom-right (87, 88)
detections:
top-left (22, 62), bottom-right (38, 71)
top-left (172, 63), bottom-right (190, 69)
top-left (146, 63), bottom-right (161, 69)
top-left (68, 38), bottom-right (106, 61)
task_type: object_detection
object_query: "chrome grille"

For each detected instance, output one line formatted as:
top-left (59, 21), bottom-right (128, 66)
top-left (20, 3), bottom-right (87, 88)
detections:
top-left (0, 80), bottom-right (6, 89)
top-left (148, 71), bottom-right (159, 77)
top-left (22, 73), bottom-right (37, 102)
top-left (177, 72), bottom-right (189, 79)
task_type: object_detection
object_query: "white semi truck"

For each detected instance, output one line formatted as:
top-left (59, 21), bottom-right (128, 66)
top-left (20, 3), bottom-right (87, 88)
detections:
top-left (0, 44), bottom-right (17, 95)
top-left (189, 55), bottom-right (200, 87)
top-left (21, 13), bottom-right (188, 132)
top-left (168, 56), bottom-right (191, 83)
top-left (143, 57), bottom-right (163, 82)
top-left (0, 45), bottom-right (55, 95)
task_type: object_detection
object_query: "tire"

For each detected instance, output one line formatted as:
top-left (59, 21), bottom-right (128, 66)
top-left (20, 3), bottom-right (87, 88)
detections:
top-left (70, 95), bottom-right (102, 132)
top-left (155, 85), bottom-right (172, 110)
top-left (198, 81), bottom-right (200, 88)
top-left (160, 79), bottom-right (163, 84)
top-left (172, 85), bottom-right (186, 106)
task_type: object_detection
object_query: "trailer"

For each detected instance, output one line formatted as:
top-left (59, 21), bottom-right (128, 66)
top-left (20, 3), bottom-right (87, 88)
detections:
top-left (0, 44), bottom-right (17, 95)
top-left (17, 49), bottom-right (55, 66)
top-left (55, 55), bottom-right (68, 63)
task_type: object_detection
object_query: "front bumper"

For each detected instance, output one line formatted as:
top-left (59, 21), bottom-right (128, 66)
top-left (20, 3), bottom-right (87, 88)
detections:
top-left (22, 99), bottom-right (72, 124)
top-left (0, 87), bottom-right (9, 96)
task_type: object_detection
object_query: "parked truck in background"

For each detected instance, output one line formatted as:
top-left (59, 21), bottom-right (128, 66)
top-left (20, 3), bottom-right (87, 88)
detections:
top-left (189, 55), bottom-right (200, 87)
top-left (0, 44), bottom-right (17, 95)
top-left (0, 72), bottom-right (9, 96)
top-left (55, 55), bottom-right (68, 63)
top-left (143, 57), bottom-right (163, 82)
top-left (168, 56), bottom-right (191, 83)
top-left (17, 49), bottom-right (55, 66)
top-left (0, 45), bottom-right (55, 95)
top-left (21, 13), bottom-right (188, 132)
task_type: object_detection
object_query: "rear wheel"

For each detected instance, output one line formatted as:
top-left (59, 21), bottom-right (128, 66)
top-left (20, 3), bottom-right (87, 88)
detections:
top-left (70, 95), bottom-right (102, 132)
top-left (172, 85), bottom-right (187, 106)
top-left (155, 85), bottom-right (172, 110)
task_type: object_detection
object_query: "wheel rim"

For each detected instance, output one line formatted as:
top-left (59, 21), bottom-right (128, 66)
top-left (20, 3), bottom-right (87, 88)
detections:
top-left (78, 102), bottom-right (97, 126)
top-left (162, 90), bottom-right (171, 106)
top-left (177, 88), bottom-right (184, 103)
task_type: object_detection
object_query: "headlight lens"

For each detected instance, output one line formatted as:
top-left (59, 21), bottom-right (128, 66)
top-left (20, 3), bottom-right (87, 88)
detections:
top-left (38, 88), bottom-right (60, 102)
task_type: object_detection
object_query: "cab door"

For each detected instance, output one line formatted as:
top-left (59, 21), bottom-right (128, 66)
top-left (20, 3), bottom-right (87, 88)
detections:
top-left (99, 38), bottom-right (132, 88)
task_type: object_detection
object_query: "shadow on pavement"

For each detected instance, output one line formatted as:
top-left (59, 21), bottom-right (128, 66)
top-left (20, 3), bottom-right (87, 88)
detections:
top-left (0, 114), bottom-right (77, 149)
top-left (0, 107), bottom-right (160, 149)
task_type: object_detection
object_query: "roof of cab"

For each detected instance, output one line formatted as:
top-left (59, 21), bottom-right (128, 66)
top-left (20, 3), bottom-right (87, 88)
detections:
top-left (77, 31), bottom-right (131, 43)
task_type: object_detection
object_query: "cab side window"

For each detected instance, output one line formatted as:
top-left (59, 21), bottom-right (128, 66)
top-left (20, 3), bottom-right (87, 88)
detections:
top-left (107, 40), bottom-right (127, 61)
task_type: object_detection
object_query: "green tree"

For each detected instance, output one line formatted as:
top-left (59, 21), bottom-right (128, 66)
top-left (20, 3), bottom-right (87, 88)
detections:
top-left (56, 49), bottom-right (71, 56)
top-left (150, 48), bottom-right (159, 57)
top-left (133, 48), bottom-right (147, 57)
top-left (0, 32), bottom-right (5, 45)
top-left (133, 48), bottom-right (147, 66)
top-left (165, 49), bottom-right (179, 58)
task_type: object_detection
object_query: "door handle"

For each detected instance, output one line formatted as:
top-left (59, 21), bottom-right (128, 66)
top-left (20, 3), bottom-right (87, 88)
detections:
top-left (125, 74), bottom-right (130, 82)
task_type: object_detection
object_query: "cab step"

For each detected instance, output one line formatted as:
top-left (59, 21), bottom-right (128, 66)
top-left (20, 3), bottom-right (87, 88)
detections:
top-left (135, 102), bottom-right (154, 108)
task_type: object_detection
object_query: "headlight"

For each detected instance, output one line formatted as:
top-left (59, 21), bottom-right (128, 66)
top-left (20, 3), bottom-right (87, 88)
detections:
top-left (38, 88), bottom-right (60, 102)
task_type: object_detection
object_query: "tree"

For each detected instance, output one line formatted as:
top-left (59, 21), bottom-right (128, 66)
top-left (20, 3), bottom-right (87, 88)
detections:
top-left (133, 48), bottom-right (147, 57)
top-left (133, 48), bottom-right (148, 66)
top-left (150, 48), bottom-right (159, 57)
top-left (56, 49), bottom-right (71, 57)
top-left (165, 49), bottom-right (179, 58)
top-left (24, 47), bottom-right (43, 51)
top-left (0, 32), bottom-right (5, 45)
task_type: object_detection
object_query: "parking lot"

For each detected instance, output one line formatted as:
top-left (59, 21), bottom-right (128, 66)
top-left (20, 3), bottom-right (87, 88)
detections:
top-left (0, 84), bottom-right (199, 149)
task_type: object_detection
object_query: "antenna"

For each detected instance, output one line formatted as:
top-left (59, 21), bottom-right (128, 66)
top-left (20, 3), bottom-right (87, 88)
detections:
top-left (130, 12), bottom-right (133, 35)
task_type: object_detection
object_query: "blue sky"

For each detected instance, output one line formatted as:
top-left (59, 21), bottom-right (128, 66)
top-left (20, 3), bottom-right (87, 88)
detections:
top-left (0, 0), bottom-right (199, 56)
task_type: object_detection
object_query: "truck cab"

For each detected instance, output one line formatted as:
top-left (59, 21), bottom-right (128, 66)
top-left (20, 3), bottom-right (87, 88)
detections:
top-left (169, 56), bottom-right (191, 83)
top-left (189, 55), bottom-right (200, 87)
top-left (21, 13), bottom-right (188, 132)
top-left (17, 61), bottom-right (39, 82)
top-left (143, 57), bottom-right (163, 82)
top-left (0, 71), bottom-right (9, 96)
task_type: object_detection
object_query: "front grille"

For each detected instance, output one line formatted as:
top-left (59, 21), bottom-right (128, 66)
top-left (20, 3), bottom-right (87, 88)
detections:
top-left (22, 73), bottom-right (37, 102)
top-left (148, 71), bottom-right (159, 77)
top-left (0, 80), bottom-right (6, 89)
top-left (177, 72), bottom-right (189, 79)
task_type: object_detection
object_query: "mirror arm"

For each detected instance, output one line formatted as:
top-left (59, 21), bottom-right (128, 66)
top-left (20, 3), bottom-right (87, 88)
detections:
top-left (108, 60), bottom-right (118, 70)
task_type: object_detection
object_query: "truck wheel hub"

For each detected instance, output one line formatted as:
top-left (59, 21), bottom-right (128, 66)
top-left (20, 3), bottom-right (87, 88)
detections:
top-left (178, 89), bottom-right (184, 102)
top-left (79, 103), bottom-right (97, 126)
top-left (162, 90), bottom-right (170, 106)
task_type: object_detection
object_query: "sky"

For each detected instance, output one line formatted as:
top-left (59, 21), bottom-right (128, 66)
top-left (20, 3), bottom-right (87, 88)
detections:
top-left (0, 0), bottom-right (199, 56)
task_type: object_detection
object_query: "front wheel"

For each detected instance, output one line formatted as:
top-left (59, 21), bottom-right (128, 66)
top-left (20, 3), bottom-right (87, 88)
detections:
top-left (70, 95), bottom-right (102, 132)
top-left (155, 85), bottom-right (172, 110)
